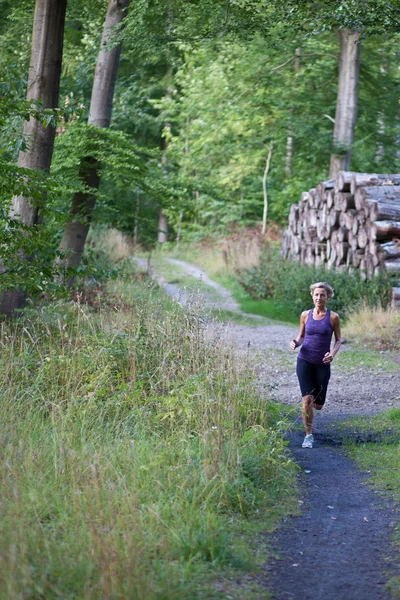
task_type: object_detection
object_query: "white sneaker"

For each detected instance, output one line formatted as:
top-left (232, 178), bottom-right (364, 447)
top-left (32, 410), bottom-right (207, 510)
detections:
top-left (302, 434), bottom-right (314, 449)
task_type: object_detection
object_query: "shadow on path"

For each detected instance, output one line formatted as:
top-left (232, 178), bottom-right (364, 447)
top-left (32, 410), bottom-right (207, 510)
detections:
top-left (265, 415), bottom-right (399, 600)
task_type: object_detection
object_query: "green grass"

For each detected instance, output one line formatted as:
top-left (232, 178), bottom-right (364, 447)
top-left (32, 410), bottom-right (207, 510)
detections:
top-left (343, 410), bottom-right (400, 598)
top-left (334, 348), bottom-right (400, 374)
top-left (214, 274), bottom-right (298, 325)
top-left (0, 267), bottom-right (298, 599)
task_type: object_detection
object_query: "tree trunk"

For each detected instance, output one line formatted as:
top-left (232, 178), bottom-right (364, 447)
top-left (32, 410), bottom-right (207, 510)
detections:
top-left (0, 0), bottom-right (67, 316)
top-left (350, 173), bottom-right (400, 194)
top-left (371, 221), bottom-right (400, 241)
top-left (58, 0), bottom-right (129, 276)
top-left (262, 143), bottom-right (273, 235)
top-left (285, 48), bottom-right (301, 178)
top-left (329, 30), bottom-right (361, 179)
top-left (158, 209), bottom-right (168, 243)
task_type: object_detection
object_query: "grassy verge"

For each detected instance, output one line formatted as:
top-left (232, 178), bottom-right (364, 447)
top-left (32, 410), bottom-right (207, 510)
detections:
top-left (0, 265), bottom-right (298, 599)
top-left (342, 410), bottom-right (400, 597)
top-left (334, 348), bottom-right (399, 374)
top-left (214, 274), bottom-right (299, 324)
top-left (343, 304), bottom-right (400, 351)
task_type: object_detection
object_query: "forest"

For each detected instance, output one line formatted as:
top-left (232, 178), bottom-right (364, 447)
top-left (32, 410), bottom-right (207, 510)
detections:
top-left (1, 0), bottom-right (400, 315)
top-left (1, 2), bottom-right (400, 599)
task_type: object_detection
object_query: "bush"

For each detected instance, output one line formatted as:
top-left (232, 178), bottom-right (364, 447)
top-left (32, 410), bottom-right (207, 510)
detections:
top-left (238, 248), bottom-right (393, 319)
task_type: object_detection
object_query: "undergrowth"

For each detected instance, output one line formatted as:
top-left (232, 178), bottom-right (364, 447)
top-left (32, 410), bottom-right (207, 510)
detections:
top-left (343, 304), bottom-right (400, 350)
top-left (0, 267), bottom-right (297, 599)
top-left (238, 248), bottom-right (393, 320)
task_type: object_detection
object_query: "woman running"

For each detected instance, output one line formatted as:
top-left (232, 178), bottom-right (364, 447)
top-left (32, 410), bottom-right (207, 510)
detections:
top-left (289, 282), bottom-right (342, 448)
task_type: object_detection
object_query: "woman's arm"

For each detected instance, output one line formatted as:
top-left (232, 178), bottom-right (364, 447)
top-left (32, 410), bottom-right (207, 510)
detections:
top-left (323, 312), bottom-right (342, 363)
top-left (289, 311), bottom-right (308, 350)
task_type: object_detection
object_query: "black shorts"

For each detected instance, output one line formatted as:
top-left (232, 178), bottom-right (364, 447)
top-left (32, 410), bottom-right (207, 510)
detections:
top-left (296, 357), bottom-right (331, 406)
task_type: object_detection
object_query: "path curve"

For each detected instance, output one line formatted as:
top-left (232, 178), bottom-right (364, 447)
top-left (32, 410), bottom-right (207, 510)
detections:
top-left (164, 258), bottom-right (240, 311)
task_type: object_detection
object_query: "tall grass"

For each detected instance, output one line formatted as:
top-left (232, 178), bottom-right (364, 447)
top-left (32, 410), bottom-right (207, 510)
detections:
top-left (0, 272), bottom-right (296, 599)
top-left (162, 226), bottom-right (281, 277)
top-left (343, 304), bottom-right (400, 349)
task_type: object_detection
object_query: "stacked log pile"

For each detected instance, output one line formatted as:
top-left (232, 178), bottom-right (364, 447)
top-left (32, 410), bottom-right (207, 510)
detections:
top-left (282, 171), bottom-right (400, 281)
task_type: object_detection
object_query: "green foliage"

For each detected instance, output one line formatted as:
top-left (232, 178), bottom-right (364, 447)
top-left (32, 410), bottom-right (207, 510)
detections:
top-left (160, 30), bottom-right (400, 238)
top-left (2, 0), bottom-right (400, 294)
top-left (0, 273), bottom-right (297, 598)
top-left (285, 0), bottom-right (400, 37)
top-left (238, 248), bottom-right (393, 319)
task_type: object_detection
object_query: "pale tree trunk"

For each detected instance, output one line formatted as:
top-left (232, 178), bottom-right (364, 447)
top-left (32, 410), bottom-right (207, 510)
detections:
top-left (58, 0), bottom-right (129, 276)
top-left (0, 0), bottom-right (67, 317)
top-left (375, 64), bottom-right (387, 163)
top-left (262, 144), bottom-right (273, 235)
top-left (329, 30), bottom-right (361, 179)
top-left (156, 86), bottom-right (172, 246)
top-left (285, 48), bottom-right (301, 178)
top-left (158, 209), bottom-right (168, 243)
top-left (175, 116), bottom-right (190, 245)
top-left (285, 133), bottom-right (293, 179)
top-left (157, 145), bottom-right (169, 243)
top-left (376, 113), bottom-right (385, 163)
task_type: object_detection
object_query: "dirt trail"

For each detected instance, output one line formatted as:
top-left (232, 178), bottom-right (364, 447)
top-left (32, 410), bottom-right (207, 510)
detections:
top-left (133, 256), bottom-right (240, 312)
top-left (266, 421), bottom-right (399, 600)
top-left (135, 257), bottom-right (400, 599)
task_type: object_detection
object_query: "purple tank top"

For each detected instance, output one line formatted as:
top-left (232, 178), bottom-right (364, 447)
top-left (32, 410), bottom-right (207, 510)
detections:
top-left (298, 309), bottom-right (333, 365)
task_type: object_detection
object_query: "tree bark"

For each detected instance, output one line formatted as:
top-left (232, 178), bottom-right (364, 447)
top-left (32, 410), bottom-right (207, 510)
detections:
top-left (262, 143), bottom-right (273, 235)
top-left (0, 0), bottom-right (67, 316)
top-left (12, 0), bottom-right (67, 225)
top-left (285, 48), bottom-right (301, 178)
top-left (158, 209), bottom-right (168, 243)
top-left (329, 30), bottom-right (361, 179)
top-left (58, 0), bottom-right (129, 276)
top-left (371, 220), bottom-right (400, 241)
top-left (351, 173), bottom-right (400, 194)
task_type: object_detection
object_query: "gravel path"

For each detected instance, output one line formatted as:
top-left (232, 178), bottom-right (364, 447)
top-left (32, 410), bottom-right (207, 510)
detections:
top-left (222, 323), bottom-right (400, 415)
top-left (135, 256), bottom-right (400, 599)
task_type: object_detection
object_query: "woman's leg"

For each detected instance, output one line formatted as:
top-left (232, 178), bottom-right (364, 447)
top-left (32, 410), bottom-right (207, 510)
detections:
top-left (312, 364), bottom-right (331, 408)
top-left (297, 358), bottom-right (316, 436)
top-left (302, 394), bottom-right (315, 435)
top-left (302, 365), bottom-right (330, 438)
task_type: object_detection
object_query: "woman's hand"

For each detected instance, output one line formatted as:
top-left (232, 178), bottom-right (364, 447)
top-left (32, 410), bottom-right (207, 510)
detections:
top-left (289, 339), bottom-right (298, 350)
top-left (323, 351), bottom-right (333, 364)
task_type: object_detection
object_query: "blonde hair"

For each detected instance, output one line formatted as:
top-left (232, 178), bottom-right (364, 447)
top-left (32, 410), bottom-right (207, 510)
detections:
top-left (310, 282), bottom-right (334, 299)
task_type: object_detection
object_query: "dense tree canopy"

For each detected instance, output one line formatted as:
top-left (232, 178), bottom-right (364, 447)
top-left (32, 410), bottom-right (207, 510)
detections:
top-left (1, 0), bottom-right (400, 299)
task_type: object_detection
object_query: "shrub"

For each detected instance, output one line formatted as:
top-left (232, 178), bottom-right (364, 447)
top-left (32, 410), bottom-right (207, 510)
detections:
top-left (238, 248), bottom-right (393, 319)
